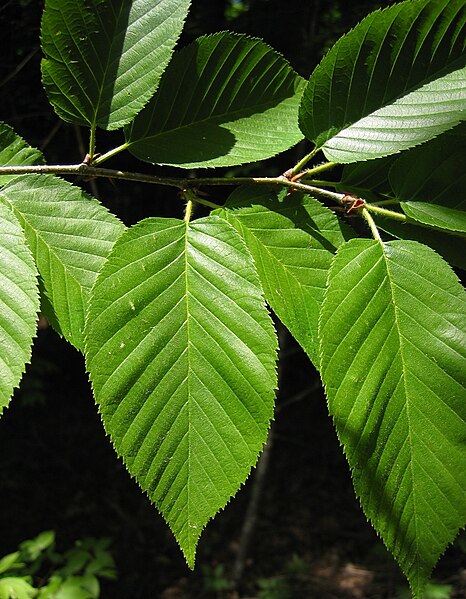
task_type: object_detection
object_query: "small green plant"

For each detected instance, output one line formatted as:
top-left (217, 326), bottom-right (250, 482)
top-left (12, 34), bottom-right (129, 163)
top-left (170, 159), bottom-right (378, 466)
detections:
top-left (201, 564), bottom-right (232, 597)
top-left (257, 577), bottom-right (291, 599)
top-left (0, 0), bottom-right (465, 597)
top-left (0, 532), bottom-right (116, 599)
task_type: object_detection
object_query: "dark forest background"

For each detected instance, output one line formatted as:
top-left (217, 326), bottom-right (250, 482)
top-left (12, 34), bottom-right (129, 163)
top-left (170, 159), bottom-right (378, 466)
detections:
top-left (0, 1), bottom-right (464, 597)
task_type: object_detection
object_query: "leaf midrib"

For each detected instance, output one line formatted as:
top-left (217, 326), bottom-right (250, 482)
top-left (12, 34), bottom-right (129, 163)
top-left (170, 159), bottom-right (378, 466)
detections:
top-left (381, 241), bottom-right (420, 578)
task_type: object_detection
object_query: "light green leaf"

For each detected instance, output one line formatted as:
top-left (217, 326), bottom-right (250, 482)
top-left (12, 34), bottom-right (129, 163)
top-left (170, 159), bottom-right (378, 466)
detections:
top-left (41, 0), bottom-right (191, 130)
top-left (126, 32), bottom-right (305, 168)
top-left (0, 552), bottom-right (21, 576)
top-left (0, 577), bottom-right (36, 599)
top-left (300, 0), bottom-right (466, 163)
top-left (0, 202), bottom-right (39, 415)
top-left (0, 123), bottom-right (44, 187)
top-left (84, 215), bottom-right (277, 567)
top-left (0, 175), bottom-right (124, 351)
top-left (319, 239), bottom-right (466, 597)
top-left (400, 202), bottom-right (466, 233)
top-left (215, 185), bottom-right (351, 365)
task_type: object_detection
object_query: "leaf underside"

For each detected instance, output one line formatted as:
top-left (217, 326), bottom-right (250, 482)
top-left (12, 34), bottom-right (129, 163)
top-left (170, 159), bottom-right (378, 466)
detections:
top-left (41, 0), bottom-right (191, 130)
top-left (0, 175), bottom-right (124, 350)
top-left (319, 239), bottom-right (466, 598)
top-left (300, 0), bottom-right (466, 163)
top-left (127, 32), bottom-right (305, 168)
top-left (85, 215), bottom-right (278, 567)
top-left (0, 202), bottom-right (39, 413)
top-left (215, 185), bottom-right (351, 365)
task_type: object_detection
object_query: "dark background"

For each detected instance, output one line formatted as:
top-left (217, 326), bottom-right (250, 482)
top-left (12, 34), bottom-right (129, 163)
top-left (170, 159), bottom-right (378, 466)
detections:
top-left (0, 1), bottom-right (464, 597)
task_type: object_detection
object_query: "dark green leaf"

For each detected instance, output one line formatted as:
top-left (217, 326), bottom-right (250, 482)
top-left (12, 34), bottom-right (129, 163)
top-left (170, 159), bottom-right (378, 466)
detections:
top-left (85, 215), bottom-right (277, 567)
top-left (215, 185), bottom-right (351, 364)
top-left (337, 155), bottom-right (398, 201)
top-left (300, 0), bottom-right (466, 163)
top-left (126, 32), bottom-right (305, 168)
top-left (41, 0), bottom-right (191, 130)
top-left (319, 239), bottom-right (466, 597)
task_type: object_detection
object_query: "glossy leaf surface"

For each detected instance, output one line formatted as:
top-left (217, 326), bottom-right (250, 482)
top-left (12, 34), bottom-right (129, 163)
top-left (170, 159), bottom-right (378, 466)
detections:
top-left (0, 176), bottom-right (124, 350)
top-left (215, 186), bottom-right (351, 364)
top-left (41, 0), bottom-right (191, 130)
top-left (0, 202), bottom-right (39, 413)
top-left (300, 0), bottom-right (466, 163)
top-left (127, 32), bottom-right (305, 167)
top-left (85, 216), bottom-right (277, 567)
top-left (319, 239), bottom-right (466, 597)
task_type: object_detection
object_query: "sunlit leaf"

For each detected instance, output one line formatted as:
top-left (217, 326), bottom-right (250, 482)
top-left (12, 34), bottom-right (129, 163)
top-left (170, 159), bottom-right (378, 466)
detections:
top-left (215, 185), bottom-right (351, 364)
top-left (41, 0), bottom-right (191, 130)
top-left (126, 32), bottom-right (305, 167)
top-left (0, 175), bottom-right (124, 350)
top-left (300, 0), bottom-right (466, 162)
top-left (0, 122), bottom-right (44, 187)
top-left (319, 239), bottom-right (466, 598)
top-left (0, 202), bottom-right (39, 415)
top-left (85, 215), bottom-right (277, 567)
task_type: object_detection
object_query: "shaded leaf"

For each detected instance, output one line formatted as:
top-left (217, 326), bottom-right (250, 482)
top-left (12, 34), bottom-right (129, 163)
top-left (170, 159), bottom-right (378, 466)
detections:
top-left (337, 155), bottom-right (398, 201)
top-left (388, 123), bottom-right (466, 208)
top-left (319, 239), bottom-right (466, 597)
top-left (0, 122), bottom-right (44, 186)
top-left (41, 0), bottom-right (191, 130)
top-left (0, 175), bottom-right (124, 350)
top-left (0, 202), bottom-right (39, 415)
top-left (215, 185), bottom-right (351, 364)
top-left (300, 0), bottom-right (466, 163)
top-left (126, 32), bottom-right (305, 168)
top-left (84, 215), bottom-right (277, 567)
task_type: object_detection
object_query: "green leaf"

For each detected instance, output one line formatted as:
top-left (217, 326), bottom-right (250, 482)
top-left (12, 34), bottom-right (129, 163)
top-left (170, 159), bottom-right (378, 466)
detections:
top-left (84, 215), bottom-right (277, 567)
top-left (215, 185), bottom-right (351, 365)
top-left (0, 123), bottom-right (44, 187)
top-left (388, 123), bottom-right (466, 205)
top-left (0, 202), bottom-right (39, 415)
top-left (300, 0), bottom-right (466, 163)
top-left (400, 202), bottom-right (466, 233)
top-left (0, 577), bottom-right (36, 599)
top-left (0, 552), bottom-right (22, 576)
top-left (126, 32), bottom-right (305, 168)
top-left (386, 124), bottom-right (466, 232)
top-left (41, 0), bottom-right (191, 130)
top-left (319, 239), bottom-right (466, 597)
top-left (374, 215), bottom-right (466, 271)
top-left (0, 176), bottom-right (124, 351)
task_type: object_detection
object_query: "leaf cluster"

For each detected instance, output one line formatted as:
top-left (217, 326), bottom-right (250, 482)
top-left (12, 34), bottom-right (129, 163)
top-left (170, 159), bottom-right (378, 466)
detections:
top-left (0, 0), bottom-right (465, 597)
